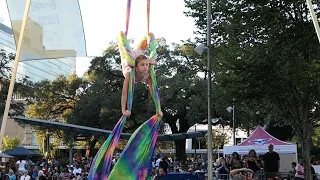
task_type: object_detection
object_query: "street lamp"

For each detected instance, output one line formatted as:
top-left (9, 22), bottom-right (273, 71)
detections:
top-left (227, 103), bottom-right (235, 145)
top-left (194, 0), bottom-right (212, 178)
top-left (194, 44), bottom-right (207, 55)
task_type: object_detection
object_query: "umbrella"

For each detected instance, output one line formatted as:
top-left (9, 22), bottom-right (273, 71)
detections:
top-left (2, 147), bottom-right (40, 157)
top-left (0, 152), bottom-right (13, 158)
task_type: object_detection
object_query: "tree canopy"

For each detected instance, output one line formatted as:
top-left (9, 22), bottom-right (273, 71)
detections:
top-left (0, 49), bottom-right (33, 116)
top-left (185, 0), bottom-right (320, 178)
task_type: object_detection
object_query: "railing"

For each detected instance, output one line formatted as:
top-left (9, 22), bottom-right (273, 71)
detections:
top-left (213, 172), bottom-right (320, 180)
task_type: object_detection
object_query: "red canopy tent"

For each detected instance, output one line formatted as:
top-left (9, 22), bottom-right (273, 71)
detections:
top-left (224, 126), bottom-right (297, 155)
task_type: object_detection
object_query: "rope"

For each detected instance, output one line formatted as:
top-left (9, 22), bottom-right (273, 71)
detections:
top-left (126, 0), bottom-right (150, 36)
top-left (125, 0), bottom-right (131, 36)
top-left (147, 0), bottom-right (150, 34)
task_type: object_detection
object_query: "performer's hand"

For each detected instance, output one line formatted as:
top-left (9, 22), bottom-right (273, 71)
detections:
top-left (122, 110), bottom-right (131, 117)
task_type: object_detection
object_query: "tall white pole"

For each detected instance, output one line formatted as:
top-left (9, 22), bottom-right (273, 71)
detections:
top-left (0, 0), bottom-right (32, 146)
top-left (232, 103), bottom-right (235, 145)
top-left (306, 0), bottom-right (320, 43)
top-left (194, 124), bottom-right (197, 156)
top-left (206, 0), bottom-right (213, 179)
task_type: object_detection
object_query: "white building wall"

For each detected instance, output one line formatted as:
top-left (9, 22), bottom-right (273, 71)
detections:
top-left (185, 124), bottom-right (248, 153)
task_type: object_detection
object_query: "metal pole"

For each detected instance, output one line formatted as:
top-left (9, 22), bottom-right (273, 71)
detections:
top-left (194, 124), bottom-right (197, 157)
top-left (0, 0), bottom-right (32, 146)
top-left (233, 103), bottom-right (236, 145)
top-left (207, 0), bottom-right (213, 179)
top-left (198, 136), bottom-right (201, 150)
top-left (69, 133), bottom-right (73, 166)
top-left (306, 0), bottom-right (320, 43)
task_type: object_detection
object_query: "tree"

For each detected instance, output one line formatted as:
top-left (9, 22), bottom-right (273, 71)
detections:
top-left (70, 40), bottom-right (215, 161)
top-left (155, 40), bottom-right (219, 161)
top-left (205, 129), bottom-right (228, 158)
top-left (2, 135), bottom-right (20, 151)
top-left (184, 0), bottom-right (320, 178)
top-left (26, 74), bottom-right (87, 156)
top-left (0, 49), bottom-right (33, 116)
top-left (66, 43), bottom-right (155, 157)
top-left (26, 74), bottom-right (86, 120)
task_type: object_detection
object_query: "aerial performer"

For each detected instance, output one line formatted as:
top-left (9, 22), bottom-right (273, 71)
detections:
top-left (120, 33), bottom-right (163, 118)
top-left (88, 0), bottom-right (163, 179)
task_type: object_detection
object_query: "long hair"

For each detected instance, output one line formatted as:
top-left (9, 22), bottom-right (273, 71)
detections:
top-left (248, 149), bottom-right (257, 157)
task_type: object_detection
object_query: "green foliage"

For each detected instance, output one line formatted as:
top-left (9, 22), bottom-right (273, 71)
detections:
top-left (184, 0), bottom-right (320, 178)
top-left (26, 39), bottom-right (220, 161)
top-left (67, 44), bottom-right (150, 132)
top-left (26, 74), bottom-right (86, 120)
top-left (2, 135), bottom-right (20, 151)
top-left (26, 74), bottom-right (86, 156)
top-left (34, 130), bottom-right (46, 155)
top-left (205, 130), bottom-right (228, 150)
top-left (0, 49), bottom-right (34, 116)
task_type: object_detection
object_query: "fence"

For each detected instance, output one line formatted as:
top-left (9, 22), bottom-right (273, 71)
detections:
top-left (213, 172), bottom-right (320, 180)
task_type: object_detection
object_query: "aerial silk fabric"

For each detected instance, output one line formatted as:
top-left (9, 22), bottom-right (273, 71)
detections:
top-left (108, 115), bottom-right (161, 180)
top-left (88, 31), bottom-right (161, 180)
top-left (88, 68), bottom-right (135, 179)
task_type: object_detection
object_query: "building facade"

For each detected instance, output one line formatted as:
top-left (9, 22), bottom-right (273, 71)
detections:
top-left (0, 20), bottom-right (77, 148)
top-left (0, 21), bottom-right (76, 83)
top-left (161, 124), bottom-right (248, 157)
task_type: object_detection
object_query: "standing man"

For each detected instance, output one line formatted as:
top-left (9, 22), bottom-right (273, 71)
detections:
top-left (263, 144), bottom-right (280, 180)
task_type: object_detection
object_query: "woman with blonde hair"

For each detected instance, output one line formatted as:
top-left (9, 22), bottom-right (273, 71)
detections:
top-left (7, 169), bottom-right (16, 180)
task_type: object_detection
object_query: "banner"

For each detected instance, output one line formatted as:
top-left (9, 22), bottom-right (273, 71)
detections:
top-left (6, 0), bottom-right (87, 61)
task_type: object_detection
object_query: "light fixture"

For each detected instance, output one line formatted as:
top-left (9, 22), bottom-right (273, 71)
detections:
top-left (194, 44), bottom-right (208, 55)
top-left (226, 106), bottom-right (233, 113)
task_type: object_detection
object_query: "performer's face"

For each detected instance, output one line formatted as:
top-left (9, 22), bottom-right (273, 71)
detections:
top-left (136, 59), bottom-right (149, 74)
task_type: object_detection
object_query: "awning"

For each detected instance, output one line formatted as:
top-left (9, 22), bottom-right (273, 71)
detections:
top-left (12, 116), bottom-right (207, 141)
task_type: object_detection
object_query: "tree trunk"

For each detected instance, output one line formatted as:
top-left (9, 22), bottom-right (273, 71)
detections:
top-left (175, 139), bottom-right (186, 163)
top-left (301, 126), bottom-right (312, 180)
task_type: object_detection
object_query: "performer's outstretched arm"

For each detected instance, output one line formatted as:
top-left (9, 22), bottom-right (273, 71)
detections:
top-left (122, 72), bottom-right (131, 117)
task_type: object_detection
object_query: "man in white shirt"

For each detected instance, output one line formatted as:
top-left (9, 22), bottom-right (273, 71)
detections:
top-left (16, 158), bottom-right (27, 174)
top-left (73, 164), bottom-right (82, 176)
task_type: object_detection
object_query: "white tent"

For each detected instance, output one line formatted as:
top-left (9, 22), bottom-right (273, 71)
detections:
top-left (224, 126), bottom-right (297, 155)
top-left (223, 126), bottom-right (297, 172)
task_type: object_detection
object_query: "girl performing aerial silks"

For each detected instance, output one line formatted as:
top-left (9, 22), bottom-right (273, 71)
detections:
top-left (89, 0), bottom-right (163, 179)
top-left (88, 31), bottom-right (163, 180)
top-left (120, 32), bottom-right (163, 118)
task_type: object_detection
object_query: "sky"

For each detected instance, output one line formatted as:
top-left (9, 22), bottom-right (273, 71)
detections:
top-left (0, 0), bottom-right (197, 76)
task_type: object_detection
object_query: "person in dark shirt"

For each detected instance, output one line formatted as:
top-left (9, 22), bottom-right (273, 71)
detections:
top-left (0, 166), bottom-right (7, 180)
top-left (245, 149), bottom-right (261, 179)
top-left (217, 159), bottom-right (230, 179)
top-left (153, 168), bottom-right (166, 180)
top-left (229, 152), bottom-right (243, 170)
top-left (263, 144), bottom-right (280, 180)
top-left (159, 157), bottom-right (169, 173)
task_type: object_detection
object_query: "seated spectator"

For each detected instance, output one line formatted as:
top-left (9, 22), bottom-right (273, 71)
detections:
top-left (7, 169), bottom-right (16, 180)
top-left (19, 171), bottom-right (30, 180)
top-left (153, 168), bottom-right (166, 180)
